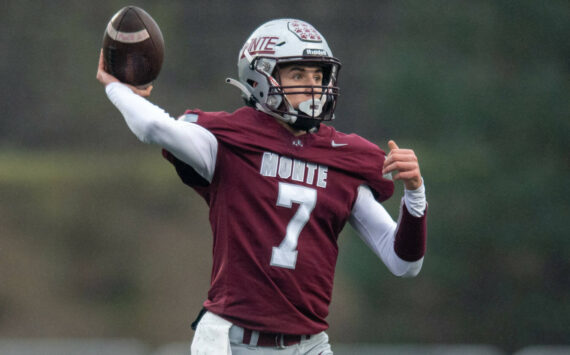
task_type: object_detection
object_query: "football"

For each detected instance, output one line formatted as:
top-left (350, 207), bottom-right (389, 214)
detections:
top-left (102, 6), bottom-right (164, 87)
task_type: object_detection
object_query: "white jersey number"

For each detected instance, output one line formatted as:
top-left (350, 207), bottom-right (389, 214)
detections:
top-left (270, 182), bottom-right (317, 269)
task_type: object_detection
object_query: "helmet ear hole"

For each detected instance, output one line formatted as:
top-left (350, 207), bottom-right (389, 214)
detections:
top-left (247, 79), bottom-right (258, 88)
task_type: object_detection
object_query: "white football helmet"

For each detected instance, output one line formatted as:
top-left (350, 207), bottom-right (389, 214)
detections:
top-left (226, 18), bottom-right (341, 131)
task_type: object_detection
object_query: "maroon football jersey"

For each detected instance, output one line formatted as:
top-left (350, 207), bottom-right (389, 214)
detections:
top-left (163, 107), bottom-right (394, 335)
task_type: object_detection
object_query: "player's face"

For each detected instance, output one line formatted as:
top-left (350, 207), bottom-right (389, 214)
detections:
top-left (278, 65), bottom-right (324, 109)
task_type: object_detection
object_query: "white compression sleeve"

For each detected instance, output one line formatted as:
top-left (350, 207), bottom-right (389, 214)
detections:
top-left (349, 185), bottom-right (423, 277)
top-left (404, 180), bottom-right (426, 217)
top-left (105, 82), bottom-right (218, 182)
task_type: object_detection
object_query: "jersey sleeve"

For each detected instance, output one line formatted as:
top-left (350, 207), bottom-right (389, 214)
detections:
top-left (332, 131), bottom-right (394, 202)
top-left (366, 151), bottom-right (395, 202)
top-left (160, 109), bottom-right (221, 199)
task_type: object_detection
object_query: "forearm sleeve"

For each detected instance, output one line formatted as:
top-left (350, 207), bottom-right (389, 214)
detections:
top-left (105, 82), bottom-right (217, 181)
top-left (394, 198), bottom-right (428, 262)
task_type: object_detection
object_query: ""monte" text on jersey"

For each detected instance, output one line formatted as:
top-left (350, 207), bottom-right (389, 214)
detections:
top-left (260, 152), bottom-right (328, 188)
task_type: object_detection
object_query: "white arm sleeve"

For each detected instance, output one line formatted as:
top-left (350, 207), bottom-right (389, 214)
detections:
top-left (349, 185), bottom-right (424, 277)
top-left (105, 82), bottom-right (218, 182)
top-left (404, 180), bottom-right (426, 217)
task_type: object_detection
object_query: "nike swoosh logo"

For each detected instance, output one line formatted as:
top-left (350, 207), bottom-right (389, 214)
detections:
top-left (331, 141), bottom-right (348, 147)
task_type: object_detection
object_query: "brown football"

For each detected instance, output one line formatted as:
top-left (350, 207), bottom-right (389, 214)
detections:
top-left (102, 6), bottom-right (164, 87)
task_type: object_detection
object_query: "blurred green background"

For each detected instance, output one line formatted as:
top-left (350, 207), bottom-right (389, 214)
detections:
top-left (1, 0), bottom-right (568, 353)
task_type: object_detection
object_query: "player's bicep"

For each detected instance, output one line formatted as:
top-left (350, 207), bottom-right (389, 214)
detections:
top-left (349, 185), bottom-right (422, 277)
top-left (106, 83), bottom-right (218, 181)
top-left (153, 119), bottom-right (218, 182)
top-left (349, 185), bottom-right (396, 257)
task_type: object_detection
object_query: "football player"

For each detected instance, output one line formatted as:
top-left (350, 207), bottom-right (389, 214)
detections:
top-left (97, 18), bottom-right (427, 355)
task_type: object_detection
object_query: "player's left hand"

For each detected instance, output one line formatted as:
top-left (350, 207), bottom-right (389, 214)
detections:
top-left (96, 49), bottom-right (153, 97)
top-left (382, 140), bottom-right (423, 190)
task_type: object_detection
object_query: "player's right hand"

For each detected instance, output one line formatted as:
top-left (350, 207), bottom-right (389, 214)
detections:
top-left (96, 49), bottom-right (153, 97)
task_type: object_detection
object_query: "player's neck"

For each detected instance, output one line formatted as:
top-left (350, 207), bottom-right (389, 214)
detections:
top-left (275, 118), bottom-right (307, 137)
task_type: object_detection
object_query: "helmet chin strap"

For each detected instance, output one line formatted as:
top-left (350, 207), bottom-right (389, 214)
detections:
top-left (284, 96), bottom-right (321, 132)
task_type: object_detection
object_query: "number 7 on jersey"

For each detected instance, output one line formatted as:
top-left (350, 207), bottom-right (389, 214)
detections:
top-left (270, 182), bottom-right (317, 269)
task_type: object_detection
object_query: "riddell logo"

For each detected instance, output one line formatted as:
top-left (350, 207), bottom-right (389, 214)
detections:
top-left (303, 48), bottom-right (328, 56)
top-left (240, 36), bottom-right (280, 59)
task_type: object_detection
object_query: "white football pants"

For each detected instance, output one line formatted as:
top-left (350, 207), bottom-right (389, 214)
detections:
top-left (190, 311), bottom-right (333, 355)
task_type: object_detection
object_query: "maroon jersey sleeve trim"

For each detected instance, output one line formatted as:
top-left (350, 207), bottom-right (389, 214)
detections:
top-left (394, 199), bottom-right (427, 262)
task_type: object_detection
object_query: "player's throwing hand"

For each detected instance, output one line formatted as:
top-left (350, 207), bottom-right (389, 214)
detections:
top-left (96, 50), bottom-right (153, 97)
top-left (382, 140), bottom-right (423, 190)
